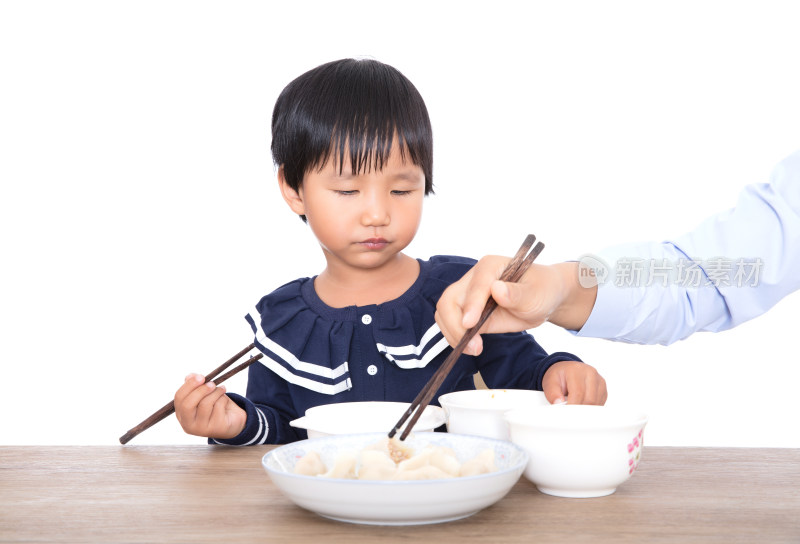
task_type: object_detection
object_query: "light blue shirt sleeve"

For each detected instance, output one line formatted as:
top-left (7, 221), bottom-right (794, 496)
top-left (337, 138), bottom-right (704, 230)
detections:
top-left (576, 150), bottom-right (800, 345)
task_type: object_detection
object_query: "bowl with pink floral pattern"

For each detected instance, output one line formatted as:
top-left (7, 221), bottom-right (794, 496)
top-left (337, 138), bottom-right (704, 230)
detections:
top-left (504, 405), bottom-right (648, 498)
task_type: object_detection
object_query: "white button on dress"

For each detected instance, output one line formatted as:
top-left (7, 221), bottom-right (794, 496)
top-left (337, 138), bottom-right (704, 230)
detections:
top-left (367, 364), bottom-right (378, 376)
top-left (361, 314), bottom-right (372, 325)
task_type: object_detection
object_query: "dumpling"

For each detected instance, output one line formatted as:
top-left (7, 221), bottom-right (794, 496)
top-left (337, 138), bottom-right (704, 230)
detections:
top-left (297, 439), bottom-right (498, 480)
top-left (294, 451), bottom-right (326, 476)
top-left (396, 446), bottom-right (461, 477)
top-left (357, 450), bottom-right (398, 480)
top-left (392, 465), bottom-right (454, 480)
top-left (321, 451), bottom-right (358, 479)
top-left (424, 446), bottom-right (461, 476)
top-left (363, 436), bottom-right (414, 463)
top-left (459, 448), bottom-right (496, 477)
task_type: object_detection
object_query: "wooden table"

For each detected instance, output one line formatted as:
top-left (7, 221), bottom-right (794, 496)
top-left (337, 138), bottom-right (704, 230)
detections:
top-left (1, 446), bottom-right (797, 543)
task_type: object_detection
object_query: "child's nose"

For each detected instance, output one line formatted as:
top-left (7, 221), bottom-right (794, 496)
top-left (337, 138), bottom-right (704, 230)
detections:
top-left (361, 193), bottom-right (390, 226)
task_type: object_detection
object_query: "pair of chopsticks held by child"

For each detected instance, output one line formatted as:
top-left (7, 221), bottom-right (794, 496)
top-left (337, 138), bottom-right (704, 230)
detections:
top-left (173, 58), bottom-right (608, 446)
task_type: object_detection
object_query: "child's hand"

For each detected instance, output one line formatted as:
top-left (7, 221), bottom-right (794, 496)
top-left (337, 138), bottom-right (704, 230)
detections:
top-left (542, 361), bottom-right (607, 405)
top-left (174, 374), bottom-right (247, 439)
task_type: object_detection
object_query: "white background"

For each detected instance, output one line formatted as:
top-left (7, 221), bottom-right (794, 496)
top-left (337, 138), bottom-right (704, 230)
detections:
top-left (1, 1), bottom-right (798, 447)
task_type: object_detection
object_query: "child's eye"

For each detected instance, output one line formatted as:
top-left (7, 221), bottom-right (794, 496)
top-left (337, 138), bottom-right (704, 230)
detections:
top-left (335, 190), bottom-right (358, 196)
top-left (391, 190), bottom-right (413, 196)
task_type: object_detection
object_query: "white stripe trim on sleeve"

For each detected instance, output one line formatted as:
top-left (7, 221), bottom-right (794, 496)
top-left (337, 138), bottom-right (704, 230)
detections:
top-left (243, 407), bottom-right (268, 446)
top-left (211, 406), bottom-right (268, 446)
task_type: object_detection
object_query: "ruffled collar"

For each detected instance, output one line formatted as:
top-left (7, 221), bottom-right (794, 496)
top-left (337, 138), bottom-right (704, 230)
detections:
top-left (246, 256), bottom-right (476, 394)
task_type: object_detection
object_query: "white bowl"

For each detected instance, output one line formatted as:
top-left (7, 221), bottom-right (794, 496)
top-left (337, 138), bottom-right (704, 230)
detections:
top-left (289, 401), bottom-right (446, 438)
top-left (438, 389), bottom-right (551, 440)
top-left (505, 405), bottom-right (648, 498)
top-left (262, 432), bottom-right (528, 525)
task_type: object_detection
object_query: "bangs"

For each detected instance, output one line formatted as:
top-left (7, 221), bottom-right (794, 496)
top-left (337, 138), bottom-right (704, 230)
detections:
top-left (272, 59), bottom-right (433, 194)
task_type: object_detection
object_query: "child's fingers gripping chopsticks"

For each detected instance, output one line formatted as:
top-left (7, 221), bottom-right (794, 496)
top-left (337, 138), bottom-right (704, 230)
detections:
top-left (174, 374), bottom-right (245, 439)
top-left (173, 373), bottom-right (217, 427)
top-left (118, 344), bottom-right (261, 444)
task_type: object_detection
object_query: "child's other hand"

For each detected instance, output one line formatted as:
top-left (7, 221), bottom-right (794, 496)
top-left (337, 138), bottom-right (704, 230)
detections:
top-left (174, 374), bottom-right (247, 439)
top-left (542, 361), bottom-right (607, 405)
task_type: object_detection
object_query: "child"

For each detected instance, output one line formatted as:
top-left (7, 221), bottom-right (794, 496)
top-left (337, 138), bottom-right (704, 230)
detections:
top-left (173, 58), bottom-right (607, 445)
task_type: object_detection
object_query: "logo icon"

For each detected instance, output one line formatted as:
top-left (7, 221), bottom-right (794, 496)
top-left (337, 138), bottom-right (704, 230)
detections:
top-left (577, 254), bottom-right (610, 288)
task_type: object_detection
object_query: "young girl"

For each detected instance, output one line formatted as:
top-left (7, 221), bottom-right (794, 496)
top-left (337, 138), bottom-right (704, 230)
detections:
top-left (174, 58), bottom-right (607, 445)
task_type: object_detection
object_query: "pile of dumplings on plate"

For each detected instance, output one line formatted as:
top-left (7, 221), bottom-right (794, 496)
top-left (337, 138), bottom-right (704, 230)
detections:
top-left (294, 437), bottom-right (497, 480)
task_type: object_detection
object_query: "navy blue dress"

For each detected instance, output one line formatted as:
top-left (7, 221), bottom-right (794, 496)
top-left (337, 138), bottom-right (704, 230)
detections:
top-left (214, 256), bottom-right (581, 445)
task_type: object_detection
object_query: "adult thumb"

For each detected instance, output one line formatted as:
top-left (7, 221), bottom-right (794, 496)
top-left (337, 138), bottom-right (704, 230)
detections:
top-left (492, 280), bottom-right (525, 311)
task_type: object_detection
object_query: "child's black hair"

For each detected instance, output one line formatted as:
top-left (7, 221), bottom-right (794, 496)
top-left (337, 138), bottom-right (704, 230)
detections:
top-left (271, 58), bottom-right (434, 220)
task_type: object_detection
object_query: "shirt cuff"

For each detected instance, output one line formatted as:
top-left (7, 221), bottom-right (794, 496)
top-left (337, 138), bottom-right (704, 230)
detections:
top-left (208, 393), bottom-right (270, 446)
top-left (575, 275), bottom-right (638, 340)
top-left (569, 244), bottom-right (655, 343)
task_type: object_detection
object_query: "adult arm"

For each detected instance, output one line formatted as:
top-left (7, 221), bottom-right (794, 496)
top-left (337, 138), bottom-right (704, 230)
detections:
top-left (436, 150), bottom-right (800, 349)
top-left (580, 149), bottom-right (800, 344)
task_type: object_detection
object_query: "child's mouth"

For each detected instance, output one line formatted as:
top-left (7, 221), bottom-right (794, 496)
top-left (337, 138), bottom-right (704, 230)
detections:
top-left (359, 238), bottom-right (389, 250)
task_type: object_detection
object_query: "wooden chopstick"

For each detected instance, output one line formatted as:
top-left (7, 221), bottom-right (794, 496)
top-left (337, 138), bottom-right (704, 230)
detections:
top-left (389, 234), bottom-right (545, 441)
top-left (118, 343), bottom-right (262, 444)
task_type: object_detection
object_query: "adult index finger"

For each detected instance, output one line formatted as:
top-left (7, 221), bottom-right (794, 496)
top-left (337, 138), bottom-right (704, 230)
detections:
top-left (461, 255), bottom-right (512, 328)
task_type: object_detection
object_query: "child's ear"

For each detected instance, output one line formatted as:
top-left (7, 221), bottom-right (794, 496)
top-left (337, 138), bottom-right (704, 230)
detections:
top-left (278, 166), bottom-right (306, 216)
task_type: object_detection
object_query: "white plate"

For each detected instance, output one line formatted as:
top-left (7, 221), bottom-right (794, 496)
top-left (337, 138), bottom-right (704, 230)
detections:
top-left (262, 432), bottom-right (528, 525)
top-left (289, 401), bottom-right (446, 438)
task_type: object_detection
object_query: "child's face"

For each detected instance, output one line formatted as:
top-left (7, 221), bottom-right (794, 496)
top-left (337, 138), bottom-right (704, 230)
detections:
top-left (283, 144), bottom-right (425, 272)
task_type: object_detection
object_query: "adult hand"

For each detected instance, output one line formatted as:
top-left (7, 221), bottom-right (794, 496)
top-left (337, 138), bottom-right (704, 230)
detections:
top-left (435, 258), bottom-right (597, 355)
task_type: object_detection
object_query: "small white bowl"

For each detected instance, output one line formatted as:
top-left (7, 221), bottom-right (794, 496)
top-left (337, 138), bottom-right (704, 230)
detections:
top-left (290, 401), bottom-right (446, 438)
top-left (438, 389), bottom-right (551, 440)
top-left (262, 432), bottom-right (528, 525)
top-left (505, 405), bottom-right (648, 498)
